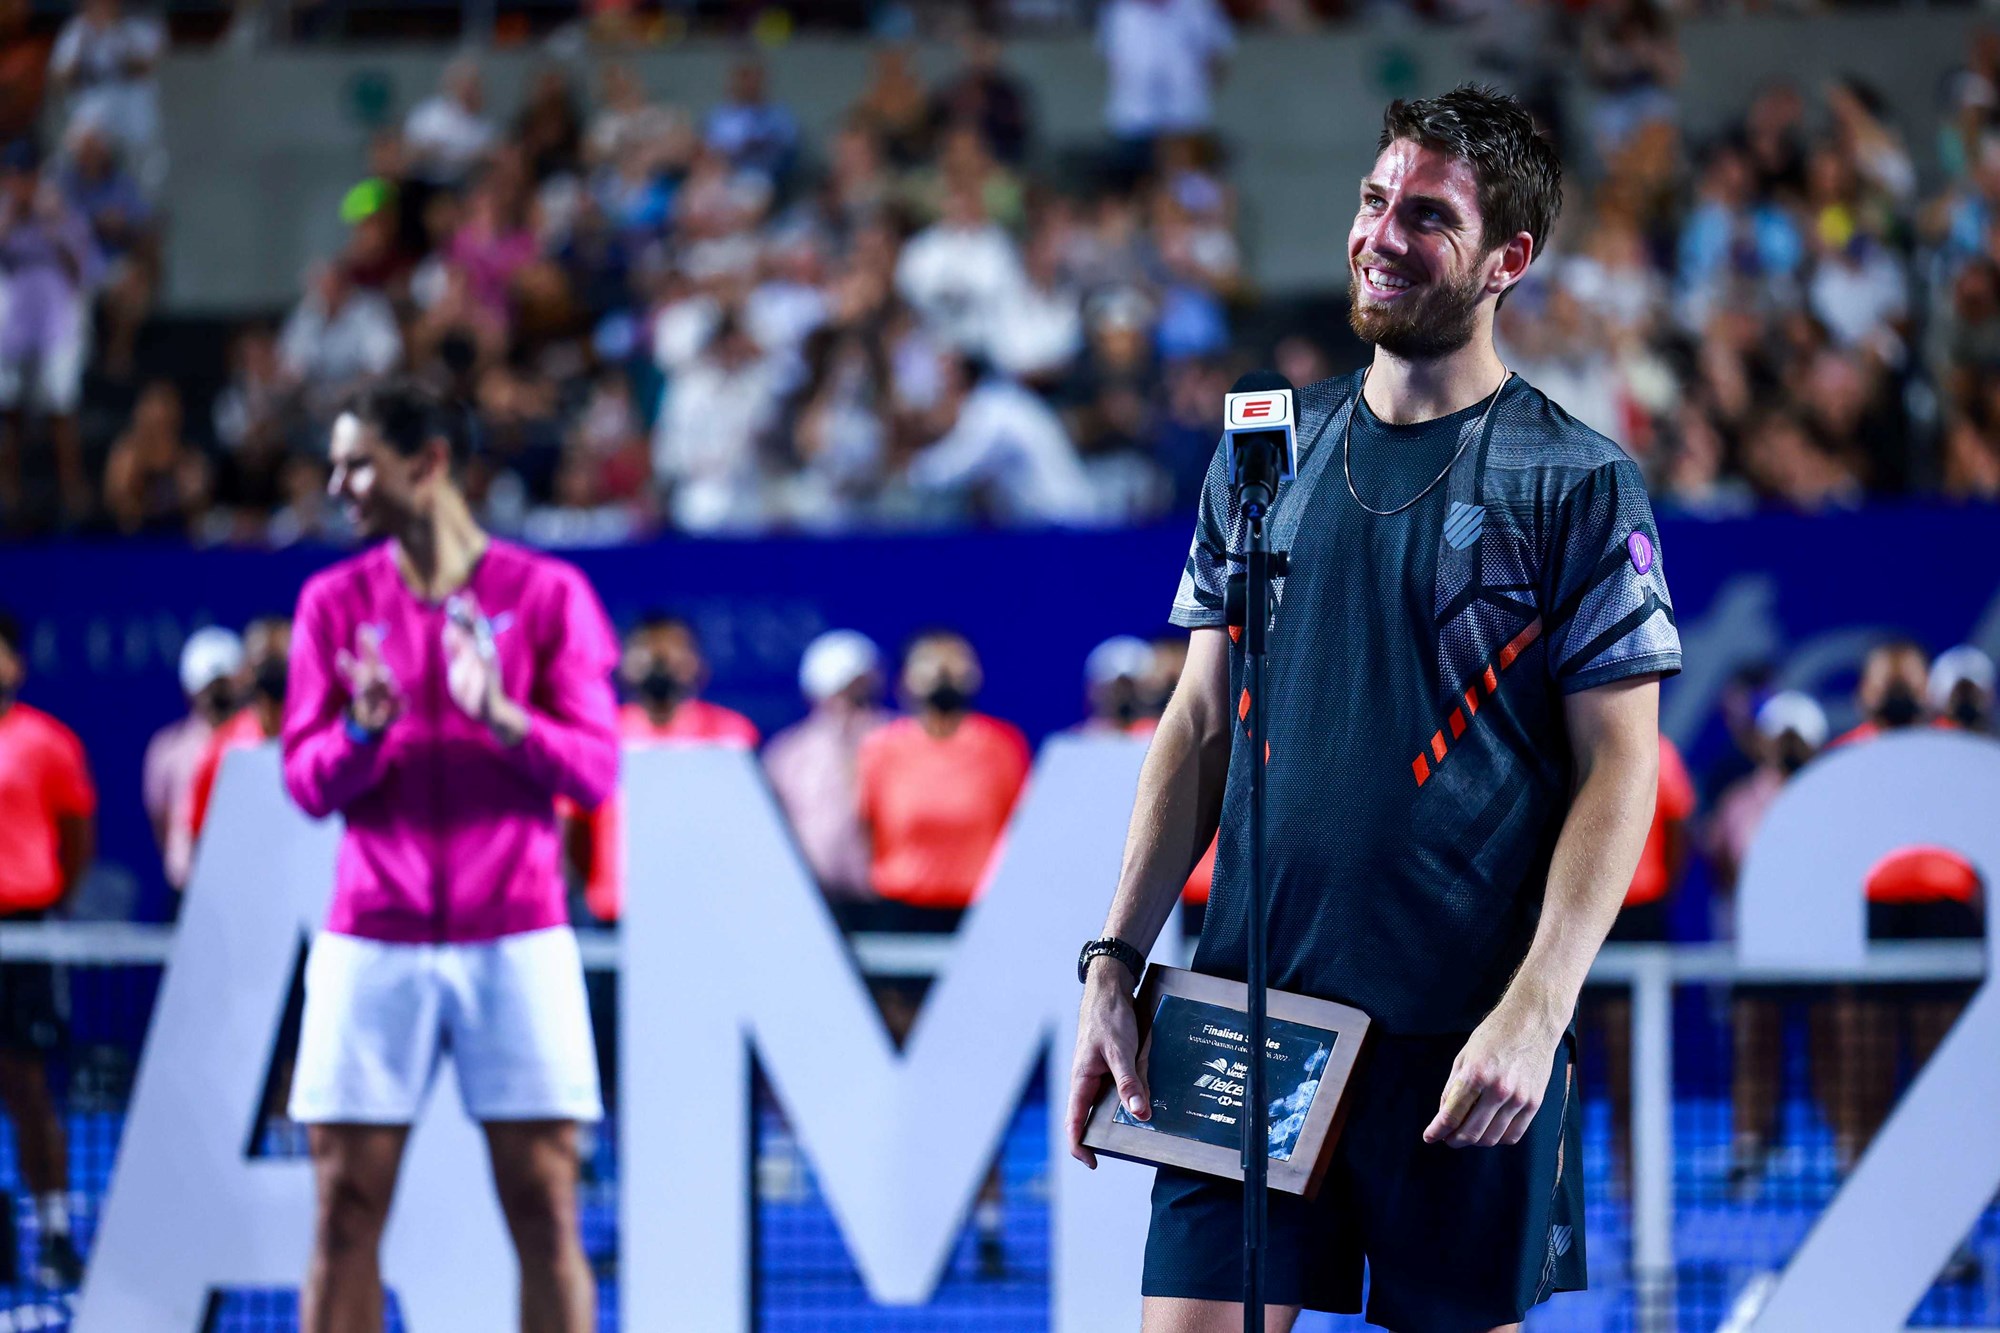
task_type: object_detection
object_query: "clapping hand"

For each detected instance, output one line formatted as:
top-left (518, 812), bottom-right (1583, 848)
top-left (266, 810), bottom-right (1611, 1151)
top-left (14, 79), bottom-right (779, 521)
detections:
top-left (443, 594), bottom-right (527, 743)
top-left (336, 624), bottom-right (403, 735)
top-left (443, 594), bottom-right (498, 722)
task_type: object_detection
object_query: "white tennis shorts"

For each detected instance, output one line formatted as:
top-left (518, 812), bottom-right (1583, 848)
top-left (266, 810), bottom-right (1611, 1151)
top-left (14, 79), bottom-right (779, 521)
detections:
top-left (288, 925), bottom-right (603, 1125)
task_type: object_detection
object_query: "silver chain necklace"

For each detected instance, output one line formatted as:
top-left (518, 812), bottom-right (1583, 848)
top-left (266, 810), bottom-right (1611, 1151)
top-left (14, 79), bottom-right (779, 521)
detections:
top-left (1343, 366), bottom-right (1510, 517)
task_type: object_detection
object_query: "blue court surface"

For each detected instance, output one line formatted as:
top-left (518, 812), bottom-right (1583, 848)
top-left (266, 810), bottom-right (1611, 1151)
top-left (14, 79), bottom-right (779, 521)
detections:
top-left (4, 1065), bottom-right (1996, 1332)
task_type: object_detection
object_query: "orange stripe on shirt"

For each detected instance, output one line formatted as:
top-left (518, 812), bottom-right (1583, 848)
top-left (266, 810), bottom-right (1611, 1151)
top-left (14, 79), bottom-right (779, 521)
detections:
top-left (1497, 617), bottom-right (1543, 670)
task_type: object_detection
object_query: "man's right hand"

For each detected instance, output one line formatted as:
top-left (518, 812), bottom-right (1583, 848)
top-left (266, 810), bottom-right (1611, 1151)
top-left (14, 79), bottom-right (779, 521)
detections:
top-left (1065, 962), bottom-right (1148, 1168)
top-left (336, 624), bottom-right (403, 735)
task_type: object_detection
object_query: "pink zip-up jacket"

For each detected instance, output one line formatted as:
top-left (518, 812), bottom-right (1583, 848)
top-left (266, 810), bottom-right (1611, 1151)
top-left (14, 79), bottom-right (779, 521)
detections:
top-left (281, 539), bottom-right (620, 943)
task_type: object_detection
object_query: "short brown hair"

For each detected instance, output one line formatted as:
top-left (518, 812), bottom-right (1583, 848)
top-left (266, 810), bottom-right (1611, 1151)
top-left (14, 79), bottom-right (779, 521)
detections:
top-left (1378, 84), bottom-right (1563, 258)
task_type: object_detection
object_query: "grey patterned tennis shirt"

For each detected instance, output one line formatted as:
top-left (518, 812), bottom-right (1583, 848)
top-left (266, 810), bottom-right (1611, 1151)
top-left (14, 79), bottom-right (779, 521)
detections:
top-left (1173, 370), bottom-right (1682, 1033)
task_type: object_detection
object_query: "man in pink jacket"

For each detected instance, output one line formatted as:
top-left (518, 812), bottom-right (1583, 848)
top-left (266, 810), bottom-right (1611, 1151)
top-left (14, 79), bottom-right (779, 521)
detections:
top-left (281, 379), bottom-right (618, 1333)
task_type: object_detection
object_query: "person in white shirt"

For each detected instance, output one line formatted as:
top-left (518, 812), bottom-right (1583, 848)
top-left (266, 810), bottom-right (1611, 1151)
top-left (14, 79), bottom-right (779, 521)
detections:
top-left (906, 354), bottom-right (1096, 527)
top-left (141, 626), bottom-right (242, 866)
top-left (653, 314), bottom-right (781, 532)
top-left (894, 182), bottom-right (1024, 357)
top-left (1809, 235), bottom-right (1909, 364)
top-left (277, 263), bottom-right (402, 418)
top-left (746, 234), bottom-right (830, 370)
top-left (989, 223), bottom-right (1083, 383)
top-left (50, 0), bottom-right (165, 193)
top-left (1096, 0), bottom-right (1232, 154)
top-left (404, 56), bottom-right (498, 187)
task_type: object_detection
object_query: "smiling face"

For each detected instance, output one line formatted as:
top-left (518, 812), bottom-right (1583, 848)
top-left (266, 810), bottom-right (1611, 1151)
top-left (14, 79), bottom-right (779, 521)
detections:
top-left (327, 411), bottom-right (438, 540)
top-left (1348, 139), bottom-right (1529, 360)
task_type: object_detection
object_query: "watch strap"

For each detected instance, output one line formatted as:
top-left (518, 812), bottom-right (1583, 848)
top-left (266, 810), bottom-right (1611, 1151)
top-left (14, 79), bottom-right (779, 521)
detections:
top-left (1077, 936), bottom-right (1145, 989)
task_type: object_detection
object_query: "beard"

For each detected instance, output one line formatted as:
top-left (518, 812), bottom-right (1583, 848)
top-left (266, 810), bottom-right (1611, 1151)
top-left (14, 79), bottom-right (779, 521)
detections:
top-left (1347, 258), bottom-right (1487, 360)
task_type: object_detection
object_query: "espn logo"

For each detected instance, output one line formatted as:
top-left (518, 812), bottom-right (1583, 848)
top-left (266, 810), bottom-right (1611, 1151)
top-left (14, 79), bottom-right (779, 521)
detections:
top-left (1225, 391), bottom-right (1295, 430)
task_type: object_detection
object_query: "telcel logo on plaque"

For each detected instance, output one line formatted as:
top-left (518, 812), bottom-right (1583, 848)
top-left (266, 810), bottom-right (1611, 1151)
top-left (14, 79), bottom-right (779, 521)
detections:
top-left (1082, 966), bottom-right (1370, 1198)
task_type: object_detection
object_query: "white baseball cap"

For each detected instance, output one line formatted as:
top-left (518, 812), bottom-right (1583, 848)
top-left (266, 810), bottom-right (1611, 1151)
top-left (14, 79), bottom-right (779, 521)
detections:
top-left (179, 626), bottom-right (244, 697)
top-left (1755, 690), bottom-right (1828, 749)
top-left (799, 630), bottom-right (881, 703)
top-left (1085, 636), bottom-right (1155, 688)
top-left (1928, 644), bottom-right (1996, 710)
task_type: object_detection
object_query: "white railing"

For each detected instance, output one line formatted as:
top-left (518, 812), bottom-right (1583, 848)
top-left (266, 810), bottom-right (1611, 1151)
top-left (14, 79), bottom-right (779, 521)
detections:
top-left (0, 925), bottom-right (1983, 1333)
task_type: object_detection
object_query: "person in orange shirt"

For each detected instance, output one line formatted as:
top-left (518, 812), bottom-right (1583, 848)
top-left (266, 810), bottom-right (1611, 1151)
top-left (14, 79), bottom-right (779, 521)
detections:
top-left (1585, 733), bottom-right (1694, 1191)
top-left (857, 629), bottom-right (1029, 927)
top-left (857, 628), bottom-right (1029, 1278)
top-left (169, 615), bottom-right (291, 888)
top-left (1830, 641), bottom-right (1986, 1171)
top-left (562, 612), bottom-right (759, 924)
top-left (1829, 638), bottom-right (1929, 749)
top-left (0, 609), bottom-right (93, 1288)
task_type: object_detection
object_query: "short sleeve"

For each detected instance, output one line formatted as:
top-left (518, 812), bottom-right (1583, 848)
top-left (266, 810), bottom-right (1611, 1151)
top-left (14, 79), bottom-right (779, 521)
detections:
top-left (723, 711), bottom-right (762, 749)
top-left (992, 720), bottom-right (1032, 808)
top-left (1169, 438), bottom-right (1233, 629)
top-left (1544, 459), bottom-right (1681, 693)
top-left (44, 723), bottom-right (96, 819)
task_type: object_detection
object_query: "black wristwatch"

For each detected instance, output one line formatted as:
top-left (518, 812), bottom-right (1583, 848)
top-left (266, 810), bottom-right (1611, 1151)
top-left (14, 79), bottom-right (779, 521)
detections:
top-left (1077, 936), bottom-right (1145, 991)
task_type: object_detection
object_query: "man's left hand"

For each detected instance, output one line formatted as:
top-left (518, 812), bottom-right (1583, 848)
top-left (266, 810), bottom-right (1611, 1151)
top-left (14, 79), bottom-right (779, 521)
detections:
top-left (1423, 1004), bottom-right (1562, 1148)
top-left (443, 595), bottom-right (527, 744)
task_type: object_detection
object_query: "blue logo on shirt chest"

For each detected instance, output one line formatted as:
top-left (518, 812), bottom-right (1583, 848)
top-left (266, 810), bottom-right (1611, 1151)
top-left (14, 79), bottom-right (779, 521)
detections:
top-left (1443, 502), bottom-right (1485, 551)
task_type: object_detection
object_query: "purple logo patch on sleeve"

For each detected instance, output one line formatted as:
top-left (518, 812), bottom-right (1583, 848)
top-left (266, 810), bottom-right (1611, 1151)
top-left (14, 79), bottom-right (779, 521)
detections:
top-left (1627, 531), bottom-right (1655, 575)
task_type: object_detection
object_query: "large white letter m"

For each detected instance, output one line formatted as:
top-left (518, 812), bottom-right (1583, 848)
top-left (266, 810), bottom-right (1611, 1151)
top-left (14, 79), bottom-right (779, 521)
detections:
top-left (621, 739), bottom-right (1167, 1332)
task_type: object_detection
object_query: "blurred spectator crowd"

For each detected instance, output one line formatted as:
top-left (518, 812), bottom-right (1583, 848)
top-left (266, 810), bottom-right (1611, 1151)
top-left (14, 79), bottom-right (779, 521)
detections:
top-left (3, 1), bottom-right (2000, 543)
top-left (1494, 15), bottom-right (2000, 512)
top-left (1, 0), bottom-right (1247, 542)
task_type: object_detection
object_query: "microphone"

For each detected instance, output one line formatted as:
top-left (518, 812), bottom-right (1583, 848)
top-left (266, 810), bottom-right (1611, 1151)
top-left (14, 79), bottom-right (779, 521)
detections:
top-left (1223, 371), bottom-right (1297, 515)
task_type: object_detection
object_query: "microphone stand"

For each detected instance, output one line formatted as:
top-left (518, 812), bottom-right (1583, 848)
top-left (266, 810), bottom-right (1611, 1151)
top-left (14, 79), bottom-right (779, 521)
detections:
top-left (1239, 478), bottom-right (1275, 1333)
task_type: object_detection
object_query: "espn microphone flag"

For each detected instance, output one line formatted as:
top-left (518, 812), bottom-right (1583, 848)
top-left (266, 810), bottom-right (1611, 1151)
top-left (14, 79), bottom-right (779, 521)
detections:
top-left (1224, 371), bottom-right (1297, 512)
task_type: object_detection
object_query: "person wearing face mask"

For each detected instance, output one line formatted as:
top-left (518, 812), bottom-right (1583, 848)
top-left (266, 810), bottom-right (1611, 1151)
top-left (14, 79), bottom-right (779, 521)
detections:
top-left (855, 628), bottom-right (1030, 1278)
top-left (0, 608), bottom-right (95, 1288)
top-left (560, 612), bottom-right (759, 925)
top-left (1702, 690), bottom-right (1828, 1196)
top-left (167, 616), bottom-right (291, 891)
top-left (1078, 634), bottom-right (1220, 935)
top-left (1831, 639), bottom-right (1930, 746)
top-left (1928, 644), bottom-right (1996, 736)
top-left (1079, 636), bottom-right (1156, 735)
top-left (1828, 640), bottom-right (1987, 1179)
top-left (141, 625), bottom-right (241, 863)
top-left (855, 629), bottom-right (1029, 929)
